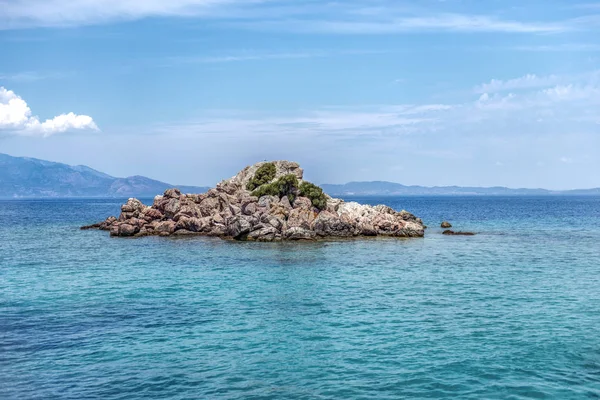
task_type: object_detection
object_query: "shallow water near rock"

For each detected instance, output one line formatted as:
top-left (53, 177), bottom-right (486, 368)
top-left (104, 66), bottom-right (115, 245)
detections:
top-left (1, 196), bottom-right (600, 399)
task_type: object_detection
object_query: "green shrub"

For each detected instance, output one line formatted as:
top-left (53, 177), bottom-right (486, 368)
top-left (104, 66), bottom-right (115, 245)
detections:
top-left (246, 162), bottom-right (277, 191)
top-left (299, 181), bottom-right (328, 210)
top-left (251, 174), bottom-right (299, 202)
top-left (251, 182), bottom-right (279, 198)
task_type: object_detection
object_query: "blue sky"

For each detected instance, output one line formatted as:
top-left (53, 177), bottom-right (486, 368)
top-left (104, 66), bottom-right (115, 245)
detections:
top-left (1, 0), bottom-right (599, 189)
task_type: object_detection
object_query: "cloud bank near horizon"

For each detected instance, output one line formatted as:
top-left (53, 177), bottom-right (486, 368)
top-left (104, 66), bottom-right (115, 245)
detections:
top-left (0, 87), bottom-right (98, 137)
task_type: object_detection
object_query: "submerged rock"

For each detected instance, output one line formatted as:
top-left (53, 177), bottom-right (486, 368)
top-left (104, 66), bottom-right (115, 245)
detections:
top-left (442, 230), bottom-right (475, 236)
top-left (84, 161), bottom-right (425, 241)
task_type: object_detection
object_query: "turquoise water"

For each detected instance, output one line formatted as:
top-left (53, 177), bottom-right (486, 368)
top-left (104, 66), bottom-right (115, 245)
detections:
top-left (1, 196), bottom-right (600, 399)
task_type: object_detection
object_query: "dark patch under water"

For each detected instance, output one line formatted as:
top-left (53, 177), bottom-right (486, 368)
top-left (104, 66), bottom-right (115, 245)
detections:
top-left (1, 196), bottom-right (600, 399)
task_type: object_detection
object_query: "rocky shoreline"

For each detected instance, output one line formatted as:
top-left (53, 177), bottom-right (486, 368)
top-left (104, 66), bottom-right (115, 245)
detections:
top-left (82, 161), bottom-right (426, 241)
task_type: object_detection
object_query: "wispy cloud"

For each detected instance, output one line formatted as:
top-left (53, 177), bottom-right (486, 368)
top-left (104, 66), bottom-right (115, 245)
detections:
top-left (160, 49), bottom-right (386, 67)
top-left (512, 43), bottom-right (600, 52)
top-left (0, 87), bottom-right (98, 137)
top-left (0, 0), bottom-right (581, 35)
top-left (0, 71), bottom-right (68, 82)
top-left (475, 74), bottom-right (561, 94)
top-left (0, 0), bottom-right (250, 29)
top-left (148, 69), bottom-right (600, 142)
top-left (260, 14), bottom-right (569, 34)
top-left (474, 71), bottom-right (600, 94)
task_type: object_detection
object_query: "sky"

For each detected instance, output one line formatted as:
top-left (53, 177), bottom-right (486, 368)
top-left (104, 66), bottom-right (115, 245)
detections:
top-left (1, 0), bottom-right (600, 189)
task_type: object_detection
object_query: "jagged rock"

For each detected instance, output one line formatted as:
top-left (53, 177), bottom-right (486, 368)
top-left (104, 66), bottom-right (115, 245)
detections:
top-left (280, 196), bottom-right (293, 210)
top-left (441, 221), bottom-right (452, 228)
top-left (121, 198), bottom-right (144, 213)
top-left (227, 216), bottom-right (253, 239)
top-left (287, 208), bottom-right (317, 230)
top-left (110, 223), bottom-right (138, 237)
top-left (284, 227), bottom-right (316, 240)
top-left (80, 223), bottom-right (101, 230)
top-left (164, 188), bottom-right (181, 199)
top-left (155, 220), bottom-right (176, 235)
top-left (293, 196), bottom-right (312, 210)
top-left (85, 160), bottom-right (425, 240)
top-left (143, 208), bottom-right (163, 221)
top-left (312, 211), bottom-right (354, 237)
top-left (199, 197), bottom-right (219, 217)
top-left (176, 204), bottom-right (201, 220)
top-left (248, 226), bottom-right (280, 241)
top-left (261, 213), bottom-right (285, 231)
top-left (258, 195), bottom-right (279, 208)
top-left (163, 198), bottom-right (181, 219)
top-left (173, 229), bottom-right (196, 236)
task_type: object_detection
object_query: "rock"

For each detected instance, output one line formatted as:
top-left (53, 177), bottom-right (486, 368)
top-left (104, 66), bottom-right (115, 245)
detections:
top-left (121, 198), bottom-right (144, 213)
top-left (163, 198), bottom-right (181, 219)
top-left (98, 216), bottom-right (117, 230)
top-left (209, 223), bottom-right (227, 236)
top-left (279, 196), bottom-right (293, 210)
top-left (312, 211), bottom-right (354, 237)
top-left (164, 188), bottom-right (181, 199)
top-left (80, 223), bottom-right (101, 230)
top-left (441, 221), bottom-right (452, 228)
top-left (155, 220), bottom-right (176, 235)
top-left (293, 196), bottom-right (312, 210)
top-left (143, 208), bottom-right (163, 221)
top-left (287, 208), bottom-right (317, 230)
top-left (248, 226), bottom-right (280, 242)
top-left (227, 216), bottom-right (253, 239)
top-left (110, 223), bottom-right (138, 237)
top-left (284, 227), bottom-right (316, 240)
top-left (258, 195), bottom-right (279, 208)
top-left (442, 230), bottom-right (475, 236)
top-left (176, 204), bottom-right (201, 220)
top-left (229, 204), bottom-right (242, 216)
top-left (261, 213), bottom-right (285, 231)
top-left (173, 229), bottom-right (196, 236)
top-left (198, 197), bottom-right (219, 217)
top-left (86, 160), bottom-right (426, 241)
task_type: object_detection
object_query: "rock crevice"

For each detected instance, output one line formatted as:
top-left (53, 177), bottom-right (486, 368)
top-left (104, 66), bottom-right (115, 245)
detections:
top-left (84, 161), bottom-right (425, 241)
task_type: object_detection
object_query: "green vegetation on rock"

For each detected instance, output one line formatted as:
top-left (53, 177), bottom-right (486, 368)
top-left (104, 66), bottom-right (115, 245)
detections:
top-left (299, 181), bottom-right (328, 210)
top-left (251, 174), bottom-right (299, 202)
top-left (246, 162), bottom-right (277, 191)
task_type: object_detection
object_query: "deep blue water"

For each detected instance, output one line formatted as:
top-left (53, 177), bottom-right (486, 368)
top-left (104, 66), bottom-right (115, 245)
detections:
top-left (1, 196), bottom-right (600, 399)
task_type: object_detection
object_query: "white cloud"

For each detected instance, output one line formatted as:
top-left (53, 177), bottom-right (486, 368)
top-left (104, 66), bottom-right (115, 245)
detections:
top-left (475, 74), bottom-right (561, 94)
top-left (151, 69), bottom-right (600, 144)
top-left (0, 87), bottom-right (98, 137)
top-left (512, 43), bottom-right (600, 52)
top-left (288, 14), bottom-right (568, 34)
top-left (0, 0), bottom-right (577, 35)
top-left (0, 0), bottom-right (243, 29)
top-left (542, 84), bottom-right (600, 101)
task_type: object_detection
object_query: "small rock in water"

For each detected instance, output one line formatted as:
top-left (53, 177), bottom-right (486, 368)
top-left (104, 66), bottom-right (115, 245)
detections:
top-left (441, 221), bottom-right (452, 228)
top-left (442, 230), bottom-right (475, 236)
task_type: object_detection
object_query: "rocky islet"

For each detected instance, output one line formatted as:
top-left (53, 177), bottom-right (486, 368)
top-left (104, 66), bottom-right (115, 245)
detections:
top-left (83, 161), bottom-right (426, 241)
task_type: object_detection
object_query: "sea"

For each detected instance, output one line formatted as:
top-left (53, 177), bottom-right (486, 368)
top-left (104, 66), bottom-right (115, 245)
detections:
top-left (1, 196), bottom-right (600, 399)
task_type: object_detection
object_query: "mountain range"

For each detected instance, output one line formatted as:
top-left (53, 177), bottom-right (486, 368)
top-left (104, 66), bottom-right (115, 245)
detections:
top-left (1, 153), bottom-right (598, 198)
top-left (320, 181), bottom-right (600, 196)
top-left (0, 153), bottom-right (209, 198)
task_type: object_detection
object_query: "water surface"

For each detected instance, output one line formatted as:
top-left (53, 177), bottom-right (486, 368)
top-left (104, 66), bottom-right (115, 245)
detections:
top-left (1, 196), bottom-right (600, 399)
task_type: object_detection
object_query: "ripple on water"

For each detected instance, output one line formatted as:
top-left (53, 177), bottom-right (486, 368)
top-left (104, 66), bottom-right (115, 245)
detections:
top-left (1, 197), bottom-right (600, 399)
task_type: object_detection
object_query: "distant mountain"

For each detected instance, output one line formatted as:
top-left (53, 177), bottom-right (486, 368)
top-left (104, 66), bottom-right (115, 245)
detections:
top-left (0, 153), bottom-right (210, 198)
top-left (321, 181), bottom-right (600, 196)
top-left (2, 153), bottom-right (598, 198)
